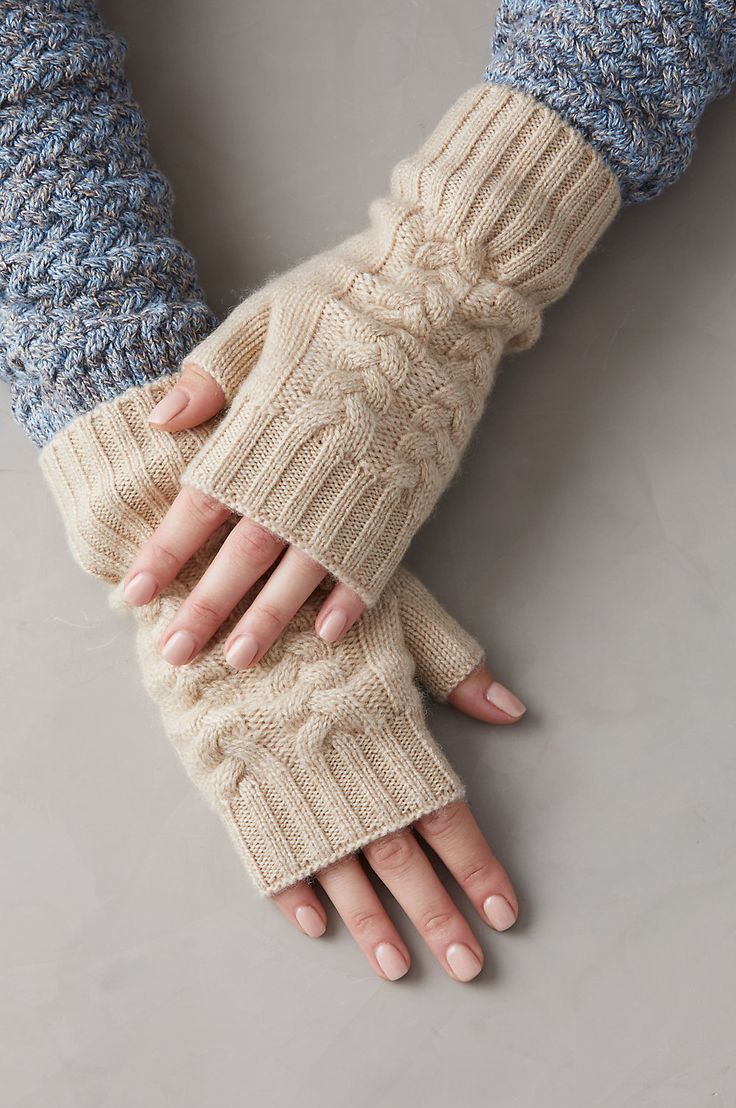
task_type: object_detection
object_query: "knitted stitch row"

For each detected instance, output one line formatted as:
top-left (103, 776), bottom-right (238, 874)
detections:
top-left (2, 1), bottom-right (735, 444)
top-left (486, 0), bottom-right (736, 203)
top-left (0, 0), bottom-right (215, 445)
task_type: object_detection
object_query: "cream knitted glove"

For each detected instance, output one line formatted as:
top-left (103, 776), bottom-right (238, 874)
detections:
top-left (41, 381), bottom-right (484, 894)
top-left (181, 83), bottom-right (620, 604)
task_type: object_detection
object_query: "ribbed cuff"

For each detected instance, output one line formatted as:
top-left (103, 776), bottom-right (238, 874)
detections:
top-left (389, 82), bottom-right (620, 302)
top-left (40, 382), bottom-right (473, 897)
top-left (225, 709), bottom-right (463, 895)
top-left (183, 84), bottom-right (619, 605)
top-left (40, 379), bottom-right (209, 582)
top-left (130, 563), bottom-right (468, 896)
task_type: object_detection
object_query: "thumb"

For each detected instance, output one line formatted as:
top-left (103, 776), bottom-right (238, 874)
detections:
top-left (147, 363), bottom-right (226, 431)
top-left (447, 663), bottom-right (527, 726)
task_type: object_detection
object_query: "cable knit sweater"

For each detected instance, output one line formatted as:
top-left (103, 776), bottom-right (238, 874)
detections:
top-left (1, 0), bottom-right (734, 440)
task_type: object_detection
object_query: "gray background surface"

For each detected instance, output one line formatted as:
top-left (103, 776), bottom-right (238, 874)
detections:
top-left (2, 2), bottom-right (735, 1105)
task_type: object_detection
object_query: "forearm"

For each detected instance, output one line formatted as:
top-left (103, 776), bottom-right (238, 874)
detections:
top-left (0, 0), bottom-right (215, 446)
top-left (485, 0), bottom-right (736, 203)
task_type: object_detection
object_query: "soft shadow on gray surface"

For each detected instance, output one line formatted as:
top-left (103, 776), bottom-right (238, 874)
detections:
top-left (1, 3), bottom-right (735, 1106)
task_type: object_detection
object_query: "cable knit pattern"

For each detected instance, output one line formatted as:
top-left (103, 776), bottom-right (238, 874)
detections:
top-left (486, 1), bottom-right (736, 203)
top-left (0, 0), bottom-right (215, 445)
top-left (183, 84), bottom-right (620, 604)
top-left (41, 380), bottom-right (485, 894)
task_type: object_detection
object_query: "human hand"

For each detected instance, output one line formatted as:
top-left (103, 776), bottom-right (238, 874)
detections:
top-left (122, 361), bottom-right (367, 670)
top-left (273, 665), bottom-right (522, 984)
top-left (123, 84), bottom-right (615, 672)
top-left (44, 379), bottom-right (525, 984)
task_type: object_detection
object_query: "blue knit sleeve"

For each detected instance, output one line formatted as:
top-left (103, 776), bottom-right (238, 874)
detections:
top-left (485, 1), bottom-right (736, 203)
top-left (0, 0), bottom-right (216, 447)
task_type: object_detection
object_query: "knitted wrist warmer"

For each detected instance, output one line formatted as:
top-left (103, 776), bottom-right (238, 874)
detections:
top-left (181, 83), bottom-right (619, 605)
top-left (0, 0), bottom-right (215, 445)
top-left (41, 381), bottom-right (484, 894)
top-left (486, 1), bottom-right (736, 203)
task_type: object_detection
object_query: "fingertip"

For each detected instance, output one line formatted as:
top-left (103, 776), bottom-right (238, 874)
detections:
top-left (295, 904), bottom-right (328, 939)
top-left (273, 883), bottom-right (328, 938)
top-left (315, 584), bottom-right (365, 643)
top-left (448, 665), bottom-right (527, 725)
top-left (148, 364), bottom-right (226, 430)
top-left (122, 569), bottom-right (159, 607)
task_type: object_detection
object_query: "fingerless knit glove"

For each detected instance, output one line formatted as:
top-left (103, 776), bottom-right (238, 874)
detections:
top-left (41, 382), bottom-right (484, 894)
top-left (182, 82), bottom-right (620, 604)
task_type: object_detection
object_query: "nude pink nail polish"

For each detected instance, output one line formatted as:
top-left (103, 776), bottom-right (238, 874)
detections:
top-left (375, 943), bottom-right (409, 981)
top-left (123, 570), bottom-right (158, 605)
top-left (446, 942), bottom-right (482, 982)
top-left (483, 895), bottom-right (517, 931)
top-left (161, 629), bottom-right (197, 666)
top-left (485, 681), bottom-right (526, 718)
top-left (148, 387), bottom-right (189, 425)
top-left (295, 905), bottom-right (326, 938)
top-left (317, 609), bottom-right (347, 643)
top-left (225, 632), bottom-right (259, 668)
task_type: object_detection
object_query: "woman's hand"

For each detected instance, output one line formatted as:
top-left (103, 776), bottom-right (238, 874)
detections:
top-left (122, 365), bottom-right (366, 669)
top-left (273, 663), bottom-right (523, 983)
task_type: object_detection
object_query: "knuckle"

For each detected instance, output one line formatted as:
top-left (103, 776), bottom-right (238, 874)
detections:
top-left (418, 908), bottom-right (455, 937)
top-left (457, 860), bottom-right (496, 889)
top-left (252, 600), bottom-right (286, 633)
top-left (185, 595), bottom-right (223, 626)
top-left (148, 541), bottom-right (180, 574)
top-left (349, 908), bottom-right (385, 938)
top-left (230, 521), bottom-right (280, 564)
top-left (365, 831), bottom-right (414, 874)
top-left (417, 802), bottom-right (464, 839)
top-left (185, 487), bottom-right (227, 525)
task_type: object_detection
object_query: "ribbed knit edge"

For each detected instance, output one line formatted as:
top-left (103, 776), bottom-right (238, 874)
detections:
top-left (39, 378), bottom-right (209, 581)
top-left (182, 83), bottom-right (621, 606)
top-left (223, 716), bottom-right (465, 895)
top-left (39, 381), bottom-right (471, 896)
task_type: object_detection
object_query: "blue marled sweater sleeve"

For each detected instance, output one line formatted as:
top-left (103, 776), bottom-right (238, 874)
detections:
top-left (2, 3), bottom-right (735, 447)
top-left (485, 1), bottom-right (736, 203)
top-left (0, 0), bottom-right (215, 446)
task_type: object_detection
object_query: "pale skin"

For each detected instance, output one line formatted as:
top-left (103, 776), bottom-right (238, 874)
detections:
top-left (125, 364), bottom-right (527, 981)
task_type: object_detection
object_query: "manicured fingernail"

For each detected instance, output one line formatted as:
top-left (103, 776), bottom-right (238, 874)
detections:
top-left (483, 895), bottom-right (517, 931)
top-left (123, 570), bottom-right (158, 605)
top-left (295, 905), bottom-right (326, 938)
top-left (317, 609), bottom-right (348, 643)
top-left (375, 943), bottom-right (409, 981)
top-left (485, 681), bottom-right (526, 718)
top-left (446, 942), bottom-right (482, 982)
top-left (225, 632), bottom-right (259, 668)
top-left (148, 387), bottom-right (189, 425)
top-left (161, 629), bottom-right (197, 666)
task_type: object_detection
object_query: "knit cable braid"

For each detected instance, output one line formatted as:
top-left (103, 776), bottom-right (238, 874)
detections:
top-left (181, 83), bottom-right (620, 605)
top-left (0, 0), bottom-right (215, 445)
top-left (41, 380), bottom-right (485, 895)
top-left (486, 0), bottom-right (736, 203)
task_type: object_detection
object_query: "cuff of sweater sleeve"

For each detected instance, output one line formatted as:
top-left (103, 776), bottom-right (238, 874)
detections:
top-left (7, 298), bottom-right (215, 448)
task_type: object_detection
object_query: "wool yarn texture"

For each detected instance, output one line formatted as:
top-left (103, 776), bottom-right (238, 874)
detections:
top-left (487, 0), bottom-right (736, 203)
top-left (0, 0), bottom-right (215, 445)
top-left (182, 83), bottom-right (620, 606)
top-left (41, 379), bottom-right (485, 895)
